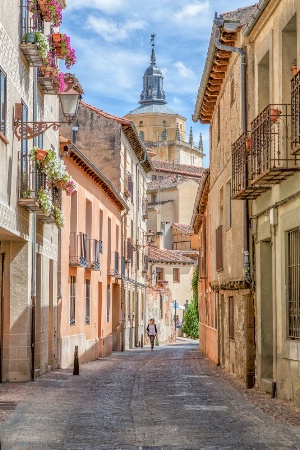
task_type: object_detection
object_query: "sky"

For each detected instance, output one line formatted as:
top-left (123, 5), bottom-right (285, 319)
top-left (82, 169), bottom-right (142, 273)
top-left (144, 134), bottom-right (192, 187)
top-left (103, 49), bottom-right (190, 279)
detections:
top-left (60, 0), bottom-right (256, 168)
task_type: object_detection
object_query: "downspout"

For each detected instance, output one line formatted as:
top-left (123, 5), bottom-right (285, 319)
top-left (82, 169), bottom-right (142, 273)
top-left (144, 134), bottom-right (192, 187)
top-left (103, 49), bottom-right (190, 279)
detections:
top-left (134, 146), bottom-right (148, 347)
top-left (214, 14), bottom-right (250, 286)
top-left (31, 67), bottom-right (38, 381)
top-left (120, 209), bottom-right (129, 352)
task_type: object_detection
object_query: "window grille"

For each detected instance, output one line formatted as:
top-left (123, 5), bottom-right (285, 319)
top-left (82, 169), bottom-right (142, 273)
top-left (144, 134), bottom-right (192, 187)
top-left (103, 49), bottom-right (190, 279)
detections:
top-left (288, 228), bottom-right (300, 338)
top-left (70, 276), bottom-right (76, 325)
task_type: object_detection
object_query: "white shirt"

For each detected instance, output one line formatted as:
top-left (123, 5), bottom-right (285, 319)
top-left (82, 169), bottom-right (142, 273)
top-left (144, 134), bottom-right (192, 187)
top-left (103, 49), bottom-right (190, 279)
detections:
top-left (148, 324), bottom-right (156, 336)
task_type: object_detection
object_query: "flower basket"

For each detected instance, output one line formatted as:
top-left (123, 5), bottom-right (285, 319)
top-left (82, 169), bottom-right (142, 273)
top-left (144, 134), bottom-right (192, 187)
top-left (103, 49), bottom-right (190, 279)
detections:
top-left (52, 32), bottom-right (62, 47)
top-left (55, 180), bottom-right (65, 189)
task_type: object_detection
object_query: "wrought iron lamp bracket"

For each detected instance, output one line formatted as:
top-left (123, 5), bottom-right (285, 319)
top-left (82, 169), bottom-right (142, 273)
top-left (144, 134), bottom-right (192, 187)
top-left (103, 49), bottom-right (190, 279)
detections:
top-left (13, 120), bottom-right (69, 141)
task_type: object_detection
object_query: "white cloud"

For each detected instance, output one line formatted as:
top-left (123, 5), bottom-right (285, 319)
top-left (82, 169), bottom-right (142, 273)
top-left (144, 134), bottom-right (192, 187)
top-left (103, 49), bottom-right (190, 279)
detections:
top-left (85, 16), bottom-right (146, 42)
top-left (173, 97), bottom-right (182, 105)
top-left (174, 1), bottom-right (210, 20)
top-left (173, 62), bottom-right (194, 79)
top-left (66, 0), bottom-right (126, 14)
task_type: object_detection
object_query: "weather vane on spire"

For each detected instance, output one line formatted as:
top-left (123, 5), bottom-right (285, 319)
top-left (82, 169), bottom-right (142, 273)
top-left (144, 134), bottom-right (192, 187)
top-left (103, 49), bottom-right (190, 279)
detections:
top-left (150, 33), bottom-right (156, 47)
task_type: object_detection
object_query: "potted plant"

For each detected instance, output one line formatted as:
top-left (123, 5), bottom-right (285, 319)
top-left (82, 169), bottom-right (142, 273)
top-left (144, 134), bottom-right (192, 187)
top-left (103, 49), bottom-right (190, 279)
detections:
top-left (30, 146), bottom-right (48, 161)
top-left (269, 107), bottom-right (282, 123)
top-left (51, 69), bottom-right (66, 94)
top-left (291, 60), bottom-right (298, 76)
top-left (53, 205), bottom-right (64, 228)
top-left (64, 177), bottom-right (77, 196)
top-left (51, 33), bottom-right (76, 69)
top-left (43, 149), bottom-right (68, 182)
top-left (36, 188), bottom-right (52, 215)
top-left (28, 0), bottom-right (62, 26)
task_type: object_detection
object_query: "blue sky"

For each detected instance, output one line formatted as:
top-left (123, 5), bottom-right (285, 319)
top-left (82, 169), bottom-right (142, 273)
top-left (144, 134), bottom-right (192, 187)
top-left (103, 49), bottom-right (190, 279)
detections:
top-left (60, 0), bottom-right (256, 167)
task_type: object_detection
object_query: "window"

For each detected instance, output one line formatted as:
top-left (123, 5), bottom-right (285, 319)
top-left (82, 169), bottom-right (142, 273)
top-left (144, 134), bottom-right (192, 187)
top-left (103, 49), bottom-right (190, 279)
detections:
top-left (139, 131), bottom-right (144, 142)
top-left (226, 180), bottom-right (232, 230)
top-left (156, 267), bottom-right (164, 281)
top-left (216, 225), bottom-right (223, 271)
top-left (106, 285), bottom-right (111, 322)
top-left (288, 228), bottom-right (300, 338)
top-left (70, 276), bottom-right (76, 325)
top-left (139, 121), bottom-right (143, 127)
top-left (85, 279), bottom-right (90, 325)
top-left (173, 268), bottom-right (180, 282)
top-left (229, 296), bottom-right (234, 339)
top-left (152, 175), bottom-right (157, 181)
top-left (0, 68), bottom-right (7, 137)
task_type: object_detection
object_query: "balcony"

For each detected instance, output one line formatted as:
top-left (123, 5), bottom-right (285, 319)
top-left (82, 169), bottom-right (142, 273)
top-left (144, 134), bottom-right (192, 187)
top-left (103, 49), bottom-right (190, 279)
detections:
top-left (291, 71), bottom-right (300, 154)
top-left (38, 68), bottom-right (57, 95)
top-left (232, 105), bottom-right (300, 200)
top-left (250, 104), bottom-right (300, 184)
top-left (108, 251), bottom-right (120, 277)
top-left (86, 239), bottom-right (101, 271)
top-left (18, 153), bottom-right (58, 224)
top-left (20, 13), bottom-right (45, 67)
top-left (69, 232), bottom-right (88, 267)
top-left (232, 133), bottom-right (270, 199)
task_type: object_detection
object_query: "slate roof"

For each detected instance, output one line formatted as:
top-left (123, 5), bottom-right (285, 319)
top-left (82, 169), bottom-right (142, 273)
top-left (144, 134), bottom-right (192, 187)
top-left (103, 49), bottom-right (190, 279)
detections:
top-left (128, 104), bottom-right (179, 115)
top-left (148, 246), bottom-right (197, 265)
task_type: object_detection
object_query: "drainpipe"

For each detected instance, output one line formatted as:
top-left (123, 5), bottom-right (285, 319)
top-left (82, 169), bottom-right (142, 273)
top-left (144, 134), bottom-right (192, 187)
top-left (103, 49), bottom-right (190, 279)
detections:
top-left (30, 67), bottom-right (38, 381)
top-left (214, 14), bottom-right (251, 285)
top-left (135, 145), bottom-right (148, 347)
top-left (120, 209), bottom-right (129, 352)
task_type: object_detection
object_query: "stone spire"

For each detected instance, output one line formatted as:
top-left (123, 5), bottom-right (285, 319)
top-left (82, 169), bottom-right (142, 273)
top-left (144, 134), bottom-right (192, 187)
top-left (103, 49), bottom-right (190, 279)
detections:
top-left (198, 133), bottom-right (204, 153)
top-left (189, 127), bottom-right (194, 146)
top-left (139, 34), bottom-right (167, 106)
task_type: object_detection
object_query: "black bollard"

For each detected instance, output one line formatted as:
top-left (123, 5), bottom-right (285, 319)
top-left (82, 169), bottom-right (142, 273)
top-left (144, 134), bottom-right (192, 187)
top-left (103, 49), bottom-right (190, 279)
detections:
top-left (73, 345), bottom-right (79, 375)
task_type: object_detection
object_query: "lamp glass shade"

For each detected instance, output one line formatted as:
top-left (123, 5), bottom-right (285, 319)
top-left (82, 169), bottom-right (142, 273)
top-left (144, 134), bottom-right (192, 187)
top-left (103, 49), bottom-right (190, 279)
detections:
top-left (59, 88), bottom-right (81, 122)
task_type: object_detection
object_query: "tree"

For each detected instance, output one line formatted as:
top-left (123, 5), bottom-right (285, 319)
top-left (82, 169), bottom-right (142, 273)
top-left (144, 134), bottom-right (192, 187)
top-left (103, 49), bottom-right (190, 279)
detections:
top-left (182, 267), bottom-right (199, 339)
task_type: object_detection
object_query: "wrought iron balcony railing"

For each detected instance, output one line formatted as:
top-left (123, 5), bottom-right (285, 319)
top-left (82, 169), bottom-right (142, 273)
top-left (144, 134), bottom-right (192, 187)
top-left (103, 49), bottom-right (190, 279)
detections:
top-left (18, 152), bottom-right (59, 223)
top-left (291, 71), bottom-right (300, 154)
top-left (108, 251), bottom-right (120, 277)
top-left (250, 104), bottom-right (300, 185)
top-left (231, 133), bottom-right (270, 200)
top-left (86, 239), bottom-right (101, 271)
top-left (232, 104), bottom-right (300, 199)
top-left (69, 232), bottom-right (88, 267)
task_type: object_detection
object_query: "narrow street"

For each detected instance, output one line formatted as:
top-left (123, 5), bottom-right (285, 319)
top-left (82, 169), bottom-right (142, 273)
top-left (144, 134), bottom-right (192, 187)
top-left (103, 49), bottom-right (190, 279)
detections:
top-left (0, 340), bottom-right (300, 450)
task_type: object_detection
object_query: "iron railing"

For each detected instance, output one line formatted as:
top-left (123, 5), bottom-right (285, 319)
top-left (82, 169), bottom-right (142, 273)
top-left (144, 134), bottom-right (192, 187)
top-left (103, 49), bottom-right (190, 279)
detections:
top-left (18, 152), bottom-right (60, 221)
top-left (69, 232), bottom-right (88, 267)
top-left (291, 70), bottom-right (300, 154)
top-left (250, 104), bottom-right (299, 184)
top-left (86, 239), bottom-right (101, 270)
top-left (108, 251), bottom-right (119, 277)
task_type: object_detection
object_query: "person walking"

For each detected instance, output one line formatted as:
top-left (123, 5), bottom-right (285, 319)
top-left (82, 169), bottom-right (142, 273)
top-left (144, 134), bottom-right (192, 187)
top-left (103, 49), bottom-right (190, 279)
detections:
top-left (146, 318), bottom-right (158, 351)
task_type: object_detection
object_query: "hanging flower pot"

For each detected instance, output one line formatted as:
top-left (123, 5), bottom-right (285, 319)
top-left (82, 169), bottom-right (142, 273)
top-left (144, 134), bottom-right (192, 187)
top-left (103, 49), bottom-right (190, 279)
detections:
top-left (36, 149), bottom-right (48, 161)
top-left (269, 108), bottom-right (282, 123)
top-left (52, 32), bottom-right (62, 47)
top-left (55, 46), bottom-right (64, 59)
top-left (54, 180), bottom-right (65, 189)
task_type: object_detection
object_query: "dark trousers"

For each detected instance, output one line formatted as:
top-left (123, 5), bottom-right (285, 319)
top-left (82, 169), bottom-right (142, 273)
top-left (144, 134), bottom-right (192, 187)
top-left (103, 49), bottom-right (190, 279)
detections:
top-left (149, 335), bottom-right (155, 349)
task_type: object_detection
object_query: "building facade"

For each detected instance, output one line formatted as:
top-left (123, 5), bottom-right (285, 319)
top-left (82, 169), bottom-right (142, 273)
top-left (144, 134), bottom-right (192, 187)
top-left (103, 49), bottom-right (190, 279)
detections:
top-left (192, 5), bottom-right (256, 387)
top-left (57, 139), bottom-right (128, 367)
top-left (0, 0), bottom-right (71, 381)
top-left (60, 103), bottom-right (153, 350)
top-left (230, 0), bottom-right (300, 405)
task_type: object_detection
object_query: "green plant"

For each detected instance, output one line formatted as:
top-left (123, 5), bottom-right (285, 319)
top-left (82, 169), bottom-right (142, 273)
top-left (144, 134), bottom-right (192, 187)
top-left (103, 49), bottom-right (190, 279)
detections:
top-left (35, 31), bottom-right (50, 60)
top-left (182, 267), bottom-right (199, 339)
top-left (36, 188), bottom-right (52, 215)
top-left (53, 205), bottom-right (64, 228)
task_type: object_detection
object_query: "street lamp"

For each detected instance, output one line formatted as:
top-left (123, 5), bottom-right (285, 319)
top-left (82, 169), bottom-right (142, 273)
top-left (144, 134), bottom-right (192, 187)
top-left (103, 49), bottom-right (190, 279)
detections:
top-left (13, 80), bottom-right (81, 141)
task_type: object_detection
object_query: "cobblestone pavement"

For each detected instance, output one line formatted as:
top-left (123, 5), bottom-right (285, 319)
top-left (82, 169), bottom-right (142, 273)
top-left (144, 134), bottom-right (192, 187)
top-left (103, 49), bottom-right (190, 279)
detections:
top-left (0, 340), bottom-right (300, 450)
